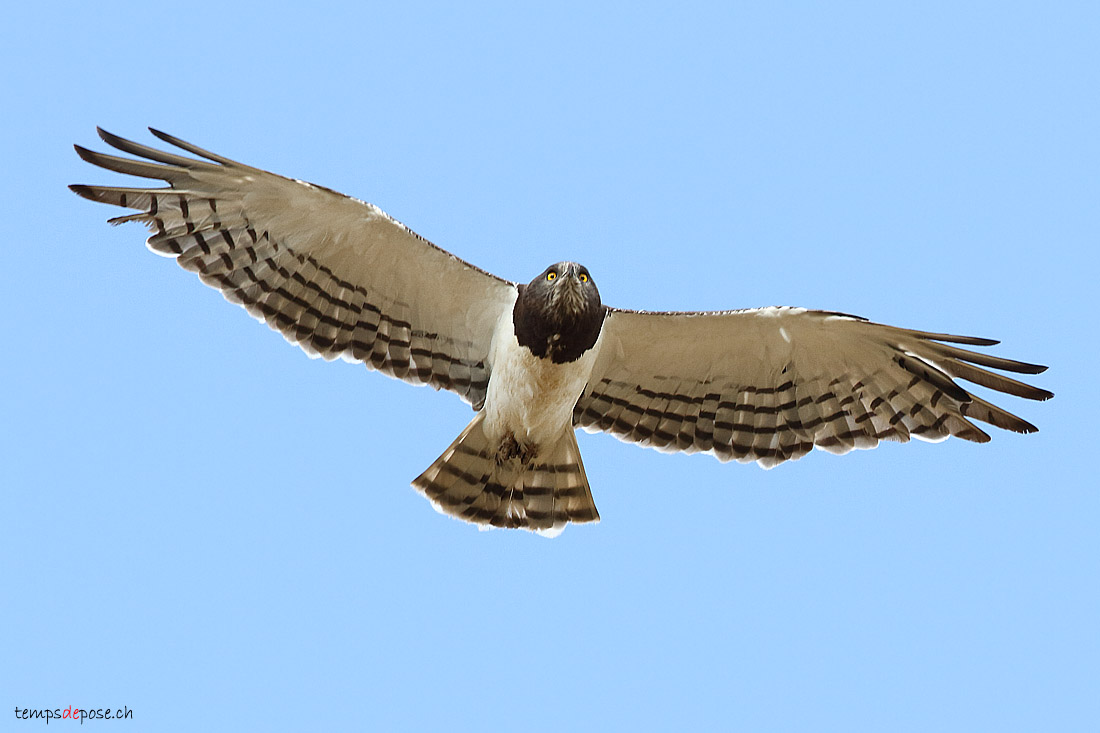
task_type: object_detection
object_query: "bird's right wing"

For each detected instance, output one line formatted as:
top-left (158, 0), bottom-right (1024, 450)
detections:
top-left (72, 128), bottom-right (518, 408)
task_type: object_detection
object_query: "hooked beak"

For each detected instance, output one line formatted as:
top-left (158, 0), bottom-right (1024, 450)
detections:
top-left (551, 264), bottom-right (585, 312)
top-left (558, 264), bottom-right (582, 290)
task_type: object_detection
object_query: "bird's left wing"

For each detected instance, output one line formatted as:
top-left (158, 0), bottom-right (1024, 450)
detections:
top-left (72, 129), bottom-right (518, 408)
top-left (574, 306), bottom-right (1051, 467)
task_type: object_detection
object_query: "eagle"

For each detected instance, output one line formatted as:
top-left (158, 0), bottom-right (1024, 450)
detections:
top-left (71, 129), bottom-right (1052, 536)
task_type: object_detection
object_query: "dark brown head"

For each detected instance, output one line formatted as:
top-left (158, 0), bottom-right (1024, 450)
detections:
top-left (513, 262), bottom-right (605, 363)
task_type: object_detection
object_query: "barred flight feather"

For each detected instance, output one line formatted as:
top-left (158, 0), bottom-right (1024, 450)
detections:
top-left (412, 414), bottom-right (599, 536)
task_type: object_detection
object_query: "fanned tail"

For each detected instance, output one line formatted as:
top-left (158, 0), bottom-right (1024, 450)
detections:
top-left (412, 413), bottom-right (599, 537)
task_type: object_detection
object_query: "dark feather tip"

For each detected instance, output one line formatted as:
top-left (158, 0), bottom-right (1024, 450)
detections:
top-left (73, 144), bottom-right (98, 164)
top-left (69, 183), bottom-right (96, 200)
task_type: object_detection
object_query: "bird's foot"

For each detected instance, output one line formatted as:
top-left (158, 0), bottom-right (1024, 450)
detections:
top-left (497, 432), bottom-right (537, 467)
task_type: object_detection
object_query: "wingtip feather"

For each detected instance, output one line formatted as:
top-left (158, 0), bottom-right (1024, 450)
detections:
top-left (146, 127), bottom-right (237, 165)
top-left (73, 144), bottom-right (98, 164)
top-left (916, 330), bottom-right (1000, 346)
top-left (69, 183), bottom-right (98, 201)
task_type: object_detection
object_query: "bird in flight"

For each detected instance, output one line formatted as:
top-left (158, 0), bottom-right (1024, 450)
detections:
top-left (72, 128), bottom-right (1051, 536)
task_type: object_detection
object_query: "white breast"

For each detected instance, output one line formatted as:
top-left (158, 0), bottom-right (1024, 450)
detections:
top-left (482, 308), bottom-right (604, 449)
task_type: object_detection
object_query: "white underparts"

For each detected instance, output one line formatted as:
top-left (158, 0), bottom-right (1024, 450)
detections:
top-left (483, 309), bottom-right (604, 454)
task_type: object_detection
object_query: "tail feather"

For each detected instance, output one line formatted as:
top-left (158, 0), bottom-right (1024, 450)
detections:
top-left (412, 414), bottom-right (599, 536)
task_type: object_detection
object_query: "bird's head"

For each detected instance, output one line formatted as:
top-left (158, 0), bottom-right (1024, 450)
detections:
top-left (514, 261), bottom-right (605, 363)
top-left (525, 261), bottom-right (600, 315)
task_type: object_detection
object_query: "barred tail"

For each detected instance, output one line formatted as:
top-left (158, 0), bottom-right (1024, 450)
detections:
top-left (411, 413), bottom-right (599, 537)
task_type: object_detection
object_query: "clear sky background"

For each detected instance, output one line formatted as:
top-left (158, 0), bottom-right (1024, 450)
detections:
top-left (3, 2), bottom-right (1096, 731)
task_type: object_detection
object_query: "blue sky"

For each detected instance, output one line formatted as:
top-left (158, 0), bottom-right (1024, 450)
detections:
top-left (3, 2), bottom-right (1096, 730)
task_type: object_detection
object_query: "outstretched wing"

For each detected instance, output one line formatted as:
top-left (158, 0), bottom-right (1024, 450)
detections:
top-left (575, 306), bottom-right (1051, 467)
top-left (71, 128), bottom-right (517, 408)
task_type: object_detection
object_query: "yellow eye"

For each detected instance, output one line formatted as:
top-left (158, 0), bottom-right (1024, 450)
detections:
top-left (579, 273), bottom-right (589, 283)
top-left (546, 272), bottom-right (556, 281)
